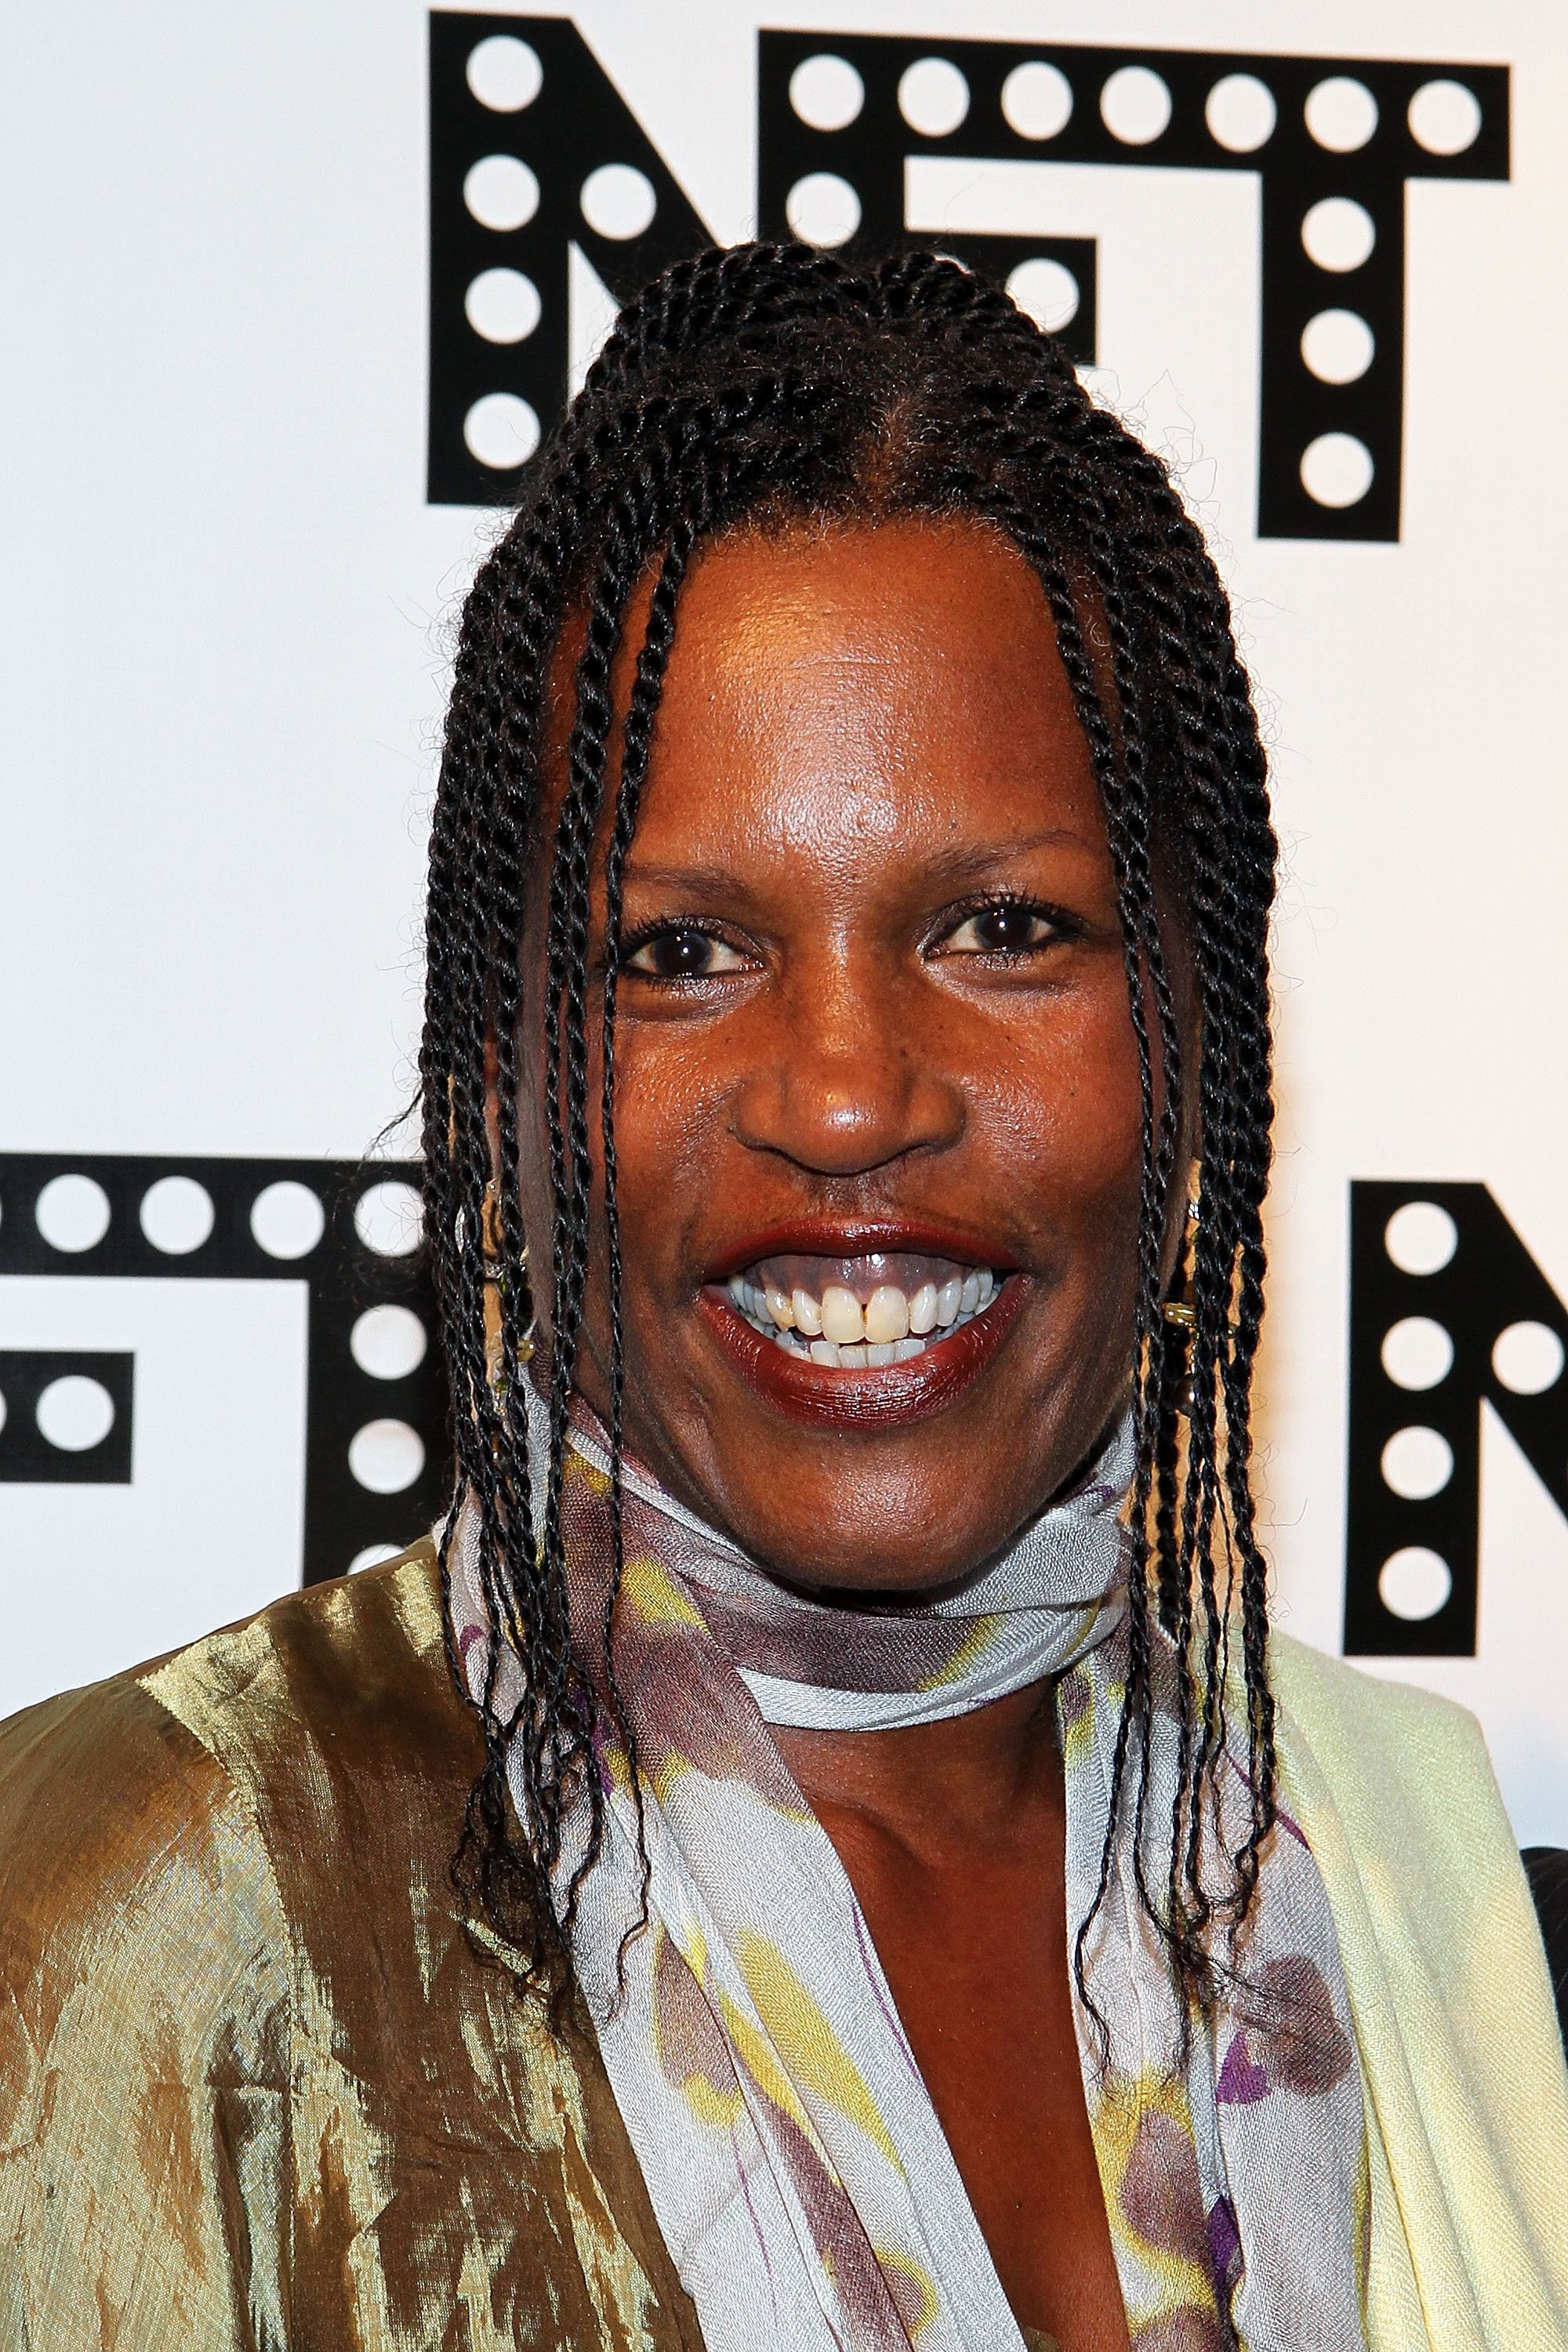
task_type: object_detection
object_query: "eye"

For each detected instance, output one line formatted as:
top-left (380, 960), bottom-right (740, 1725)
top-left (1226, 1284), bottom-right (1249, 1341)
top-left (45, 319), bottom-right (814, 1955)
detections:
top-left (621, 924), bottom-right (750, 982)
top-left (938, 898), bottom-right (1061, 956)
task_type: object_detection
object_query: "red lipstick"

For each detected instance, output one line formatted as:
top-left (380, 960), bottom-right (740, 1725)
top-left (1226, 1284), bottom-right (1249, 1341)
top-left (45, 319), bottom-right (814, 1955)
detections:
top-left (706, 1218), bottom-right (1011, 1286)
top-left (697, 1274), bottom-right (1025, 1430)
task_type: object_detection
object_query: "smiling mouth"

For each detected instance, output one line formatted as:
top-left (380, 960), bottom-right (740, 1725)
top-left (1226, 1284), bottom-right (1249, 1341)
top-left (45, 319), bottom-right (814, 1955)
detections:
top-left (700, 1246), bottom-right (1021, 1428)
top-left (723, 1253), bottom-right (1002, 1367)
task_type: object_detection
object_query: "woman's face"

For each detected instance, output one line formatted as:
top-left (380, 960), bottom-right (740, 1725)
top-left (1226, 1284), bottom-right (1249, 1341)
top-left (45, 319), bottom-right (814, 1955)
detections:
top-left (516, 516), bottom-right (1184, 1595)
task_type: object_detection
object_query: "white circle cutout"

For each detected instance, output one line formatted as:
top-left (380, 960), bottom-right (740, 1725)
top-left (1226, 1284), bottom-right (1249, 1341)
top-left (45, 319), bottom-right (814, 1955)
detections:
top-left (354, 1181), bottom-right (423, 1258)
top-left (1379, 1548), bottom-right (1453, 1623)
top-left (35, 1174), bottom-right (111, 1253)
top-left (1301, 432), bottom-right (1374, 509)
top-left (580, 163), bottom-right (656, 240)
top-left (250, 1180), bottom-right (325, 1261)
top-left (1409, 80), bottom-right (1482, 157)
top-left (349, 1418), bottom-right (426, 1495)
top-left (785, 172), bottom-right (861, 248)
top-left (1385, 1200), bottom-right (1457, 1276)
top-left (1007, 257), bottom-right (1080, 332)
top-left (350, 1543), bottom-right (405, 1576)
top-left (1205, 73), bottom-right (1276, 153)
top-left (1001, 61), bottom-right (1073, 141)
top-left (1381, 1425), bottom-right (1454, 1501)
top-left (464, 393), bottom-right (540, 470)
top-left (1301, 308), bottom-right (1374, 385)
top-left (1381, 1316), bottom-right (1454, 1391)
top-left (1100, 67), bottom-right (1171, 146)
top-left (1305, 76), bottom-right (1379, 154)
top-left (463, 154), bottom-right (539, 233)
top-left (140, 1174), bottom-right (215, 1255)
top-left (351, 1304), bottom-right (429, 1381)
top-left (898, 57), bottom-right (969, 137)
top-left (36, 1374), bottom-right (115, 1453)
top-left (466, 35), bottom-right (542, 114)
top-left (1492, 1320), bottom-right (1566, 1396)
top-left (1301, 196), bottom-right (1376, 273)
top-left (789, 53), bottom-right (863, 132)
top-left (465, 267), bottom-right (541, 344)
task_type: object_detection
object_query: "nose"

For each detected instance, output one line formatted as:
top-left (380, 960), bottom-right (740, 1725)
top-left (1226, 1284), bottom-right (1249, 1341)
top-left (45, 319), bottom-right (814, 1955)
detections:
top-left (729, 961), bottom-right (965, 1178)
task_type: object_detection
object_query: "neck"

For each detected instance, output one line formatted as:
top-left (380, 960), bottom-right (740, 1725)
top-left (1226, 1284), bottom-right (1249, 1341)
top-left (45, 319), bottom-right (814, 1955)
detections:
top-left (771, 1676), bottom-right (1064, 1867)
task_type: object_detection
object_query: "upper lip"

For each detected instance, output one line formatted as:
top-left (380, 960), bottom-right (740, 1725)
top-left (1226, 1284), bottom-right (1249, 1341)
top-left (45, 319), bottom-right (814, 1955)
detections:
top-left (705, 1218), bottom-right (1018, 1285)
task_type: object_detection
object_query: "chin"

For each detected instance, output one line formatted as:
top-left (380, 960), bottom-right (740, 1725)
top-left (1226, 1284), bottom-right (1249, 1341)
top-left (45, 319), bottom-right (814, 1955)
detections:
top-left (669, 1405), bottom-right (1063, 1599)
top-left (710, 1504), bottom-right (993, 1599)
top-left (604, 1265), bottom-right (1125, 1589)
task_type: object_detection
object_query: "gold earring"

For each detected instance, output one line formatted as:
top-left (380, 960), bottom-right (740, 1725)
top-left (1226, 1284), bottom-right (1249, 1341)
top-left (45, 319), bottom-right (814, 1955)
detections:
top-left (480, 1180), bottom-right (535, 1392)
top-left (1160, 1298), bottom-right (1196, 1418)
top-left (1162, 1175), bottom-right (1200, 1412)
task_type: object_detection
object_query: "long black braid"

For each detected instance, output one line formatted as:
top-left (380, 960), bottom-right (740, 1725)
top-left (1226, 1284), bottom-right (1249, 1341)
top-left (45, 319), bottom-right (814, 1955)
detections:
top-left (419, 241), bottom-right (1279, 2013)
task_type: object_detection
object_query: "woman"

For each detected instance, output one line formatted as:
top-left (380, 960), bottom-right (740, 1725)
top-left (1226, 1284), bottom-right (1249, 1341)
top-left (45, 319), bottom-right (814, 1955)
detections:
top-left (2, 244), bottom-right (1565, 2350)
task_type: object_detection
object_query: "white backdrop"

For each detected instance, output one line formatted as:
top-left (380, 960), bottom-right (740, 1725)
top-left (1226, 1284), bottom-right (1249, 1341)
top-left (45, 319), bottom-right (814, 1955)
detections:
top-left (2, 1), bottom-right (1565, 1845)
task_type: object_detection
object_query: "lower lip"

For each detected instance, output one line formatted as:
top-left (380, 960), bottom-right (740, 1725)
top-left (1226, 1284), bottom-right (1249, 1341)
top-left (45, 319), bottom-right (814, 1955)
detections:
top-left (697, 1279), bottom-right (1025, 1430)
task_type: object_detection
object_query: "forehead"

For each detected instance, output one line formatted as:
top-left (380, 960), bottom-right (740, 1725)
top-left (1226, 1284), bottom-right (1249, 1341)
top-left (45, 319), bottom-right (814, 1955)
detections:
top-left (622, 516), bottom-right (1102, 855)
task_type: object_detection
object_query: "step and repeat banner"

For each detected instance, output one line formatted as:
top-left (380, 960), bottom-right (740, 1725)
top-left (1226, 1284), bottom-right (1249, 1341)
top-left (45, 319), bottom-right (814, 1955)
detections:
top-left (3, 1), bottom-right (1565, 1842)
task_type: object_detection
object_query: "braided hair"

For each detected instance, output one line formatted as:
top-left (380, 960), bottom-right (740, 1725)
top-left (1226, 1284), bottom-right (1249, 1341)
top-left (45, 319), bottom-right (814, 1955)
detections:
top-left (420, 241), bottom-right (1279, 2015)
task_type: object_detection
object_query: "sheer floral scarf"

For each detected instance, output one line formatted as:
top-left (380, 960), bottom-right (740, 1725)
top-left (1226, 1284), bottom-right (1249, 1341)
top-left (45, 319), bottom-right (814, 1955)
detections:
top-left (446, 1396), bottom-right (1369, 2351)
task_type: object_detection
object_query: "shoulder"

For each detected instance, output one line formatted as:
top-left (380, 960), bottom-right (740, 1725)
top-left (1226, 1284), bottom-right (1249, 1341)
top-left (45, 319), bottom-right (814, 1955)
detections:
top-left (0, 1542), bottom-right (474, 2002)
top-left (1267, 1630), bottom-right (1511, 1870)
top-left (0, 1552), bottom-right (706, 2352)
top-left (0, 1544), bottom-right (480, 2218)
top-left (1260, 1637), bottom-right (1542, 2023)
top-left (0, 1646), bottom-right (275, 2025)
top-left (0, 1622), bottom-right (299, 2284)
top-left (0, 1640), bottom-right (302, 2338)
top-left (1267, 1629), bottom-right (1515, 1900)
top-left (136, 1536), bottom-right (466, 1795)
top-left (1266, 1646), bottom-right (1568, 2328)
top-left (140, 1541), bottom-right (489, 1962)
top-left (1268, 1629), bottom-right (1493, 1784)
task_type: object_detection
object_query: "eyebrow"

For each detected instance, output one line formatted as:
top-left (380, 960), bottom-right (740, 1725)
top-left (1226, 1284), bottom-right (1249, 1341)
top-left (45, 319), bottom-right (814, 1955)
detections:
top-left (620, 830), bottom-right (1094, 902)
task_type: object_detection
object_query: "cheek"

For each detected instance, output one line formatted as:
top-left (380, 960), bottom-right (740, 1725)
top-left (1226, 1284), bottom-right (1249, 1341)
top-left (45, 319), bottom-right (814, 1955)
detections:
top-left (976, 987), bottom-right (1146, 1222)
top-left (593, 1027), bottom-right (736, 1242)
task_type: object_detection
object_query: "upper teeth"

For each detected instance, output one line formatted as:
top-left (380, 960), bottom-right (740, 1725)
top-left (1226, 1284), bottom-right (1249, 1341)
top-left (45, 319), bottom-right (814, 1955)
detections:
top-left (724, 1256), bottom-right (1000, 1367)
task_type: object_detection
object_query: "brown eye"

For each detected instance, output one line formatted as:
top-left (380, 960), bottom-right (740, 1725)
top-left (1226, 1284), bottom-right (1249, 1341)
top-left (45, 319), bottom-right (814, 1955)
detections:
top-left (623, 927), bottom-right (748, 981)
top-left (942, 901), bottom-right (1057, 956)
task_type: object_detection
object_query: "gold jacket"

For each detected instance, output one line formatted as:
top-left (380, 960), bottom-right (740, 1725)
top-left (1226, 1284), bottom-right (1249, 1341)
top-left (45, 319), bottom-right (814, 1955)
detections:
top-left (0, 1547), bottom-right (702, 2350)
